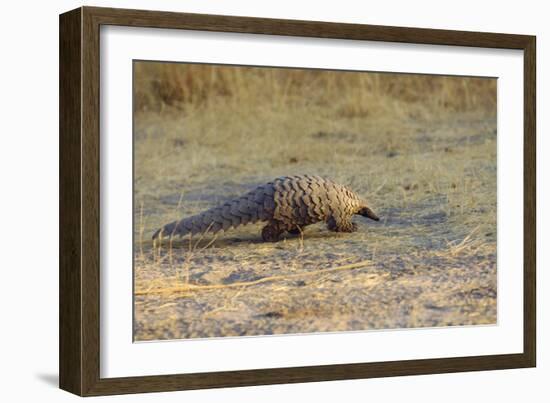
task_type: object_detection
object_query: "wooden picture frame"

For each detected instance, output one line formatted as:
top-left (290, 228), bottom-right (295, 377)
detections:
top-left (59, 6), bottom-right (536, 396)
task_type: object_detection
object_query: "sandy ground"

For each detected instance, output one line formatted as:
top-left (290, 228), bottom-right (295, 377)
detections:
top-left (133, 101), bottom-right (497, 340)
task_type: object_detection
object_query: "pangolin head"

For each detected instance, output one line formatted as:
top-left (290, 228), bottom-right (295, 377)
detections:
top-left (356, 204), bottom-right (380, 221)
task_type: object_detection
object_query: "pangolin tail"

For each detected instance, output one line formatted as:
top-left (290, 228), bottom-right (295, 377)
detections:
top-left (152, 184), bottom-right (275, 240)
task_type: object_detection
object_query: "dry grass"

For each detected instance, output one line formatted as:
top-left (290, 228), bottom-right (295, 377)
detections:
top-left (135, 258), bottom-right (373, 296)
top-left (134, 62), bottom-right (496, 118)
top-left (133, 61), bottom-right (497, 341)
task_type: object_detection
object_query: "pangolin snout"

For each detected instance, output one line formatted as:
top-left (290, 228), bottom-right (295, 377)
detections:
top-left (359, 206), bottom-right (380, 221)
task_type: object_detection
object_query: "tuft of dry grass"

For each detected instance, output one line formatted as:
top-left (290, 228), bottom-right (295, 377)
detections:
top-left (133, 61), bottom-right (497, 341)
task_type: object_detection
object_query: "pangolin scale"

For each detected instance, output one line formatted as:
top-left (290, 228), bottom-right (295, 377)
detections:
top-left (153, 175), bottom-right (380, 242)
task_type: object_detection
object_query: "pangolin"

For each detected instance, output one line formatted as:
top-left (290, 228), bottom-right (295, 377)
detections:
top-left (152, 175), bottom-right (380, 242)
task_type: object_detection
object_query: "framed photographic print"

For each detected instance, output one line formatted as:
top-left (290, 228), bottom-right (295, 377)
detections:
top-left (59, 6), bottom-right (536, 396)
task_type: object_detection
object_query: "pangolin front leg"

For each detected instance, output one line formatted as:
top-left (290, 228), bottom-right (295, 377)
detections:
top-left (327, 216), bottom-right (358, 233)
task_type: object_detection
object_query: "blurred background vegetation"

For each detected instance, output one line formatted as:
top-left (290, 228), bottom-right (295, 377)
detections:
top-left (134, 62), bottom-right (496, 120)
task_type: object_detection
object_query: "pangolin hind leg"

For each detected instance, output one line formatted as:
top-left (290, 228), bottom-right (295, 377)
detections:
top-left (326, 216), bottom-right (358, 233)
top-left (262, 222), bottom-right (310, 241)
top-left (261, 220), bottom-right (287, 242)
top-left (287, 226), bottom-right (303, 235)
